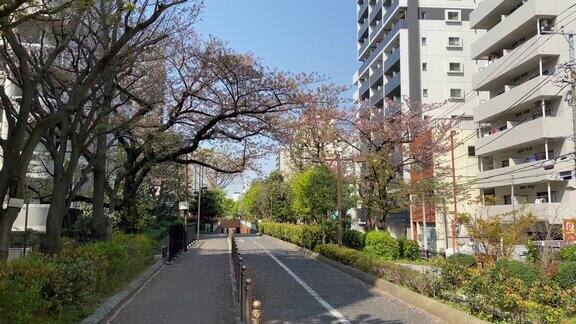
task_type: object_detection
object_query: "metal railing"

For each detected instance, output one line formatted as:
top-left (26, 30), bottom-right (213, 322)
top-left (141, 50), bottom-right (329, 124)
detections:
top-left (228, 229), bottom-right (262, 324)
top-left (167, 223), bottom-right (196, 260)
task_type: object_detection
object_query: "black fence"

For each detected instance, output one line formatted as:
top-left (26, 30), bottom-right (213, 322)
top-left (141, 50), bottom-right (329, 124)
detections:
top-left (420, 249), bottom-right (446, 259)
top-left (168, 223), bottom-right (196, 260)
top-left (228, 229), bottom-right (262, 324)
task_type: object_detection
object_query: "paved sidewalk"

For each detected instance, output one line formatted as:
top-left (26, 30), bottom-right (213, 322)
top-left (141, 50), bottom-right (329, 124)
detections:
top-left (109, 235), bottom-right (236, 324)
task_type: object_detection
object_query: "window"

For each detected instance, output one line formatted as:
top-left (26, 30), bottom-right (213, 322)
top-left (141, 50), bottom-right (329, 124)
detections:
top-left (503, 195), bottom-right (512, 205)
top-left (421, 37), bottom-right (427, 46)
top-left (445, 10), bottom-right (462, 22)
top-left (467, 146), bottom-right (475, 157)
top-left (449, 88), bottom-right (464, 100)
top-left (448, 62), bottom-right (463, 73)
top-left (447, 36), bottom-right (462, 47)
top-left (419, 11), bottom-right (427, 19)
top-left (501, 159), bottom-right (510, 167)
top-left (422, 89), bottom-right (428, 97)
top-left (422, 62), bottom-right (427, 71)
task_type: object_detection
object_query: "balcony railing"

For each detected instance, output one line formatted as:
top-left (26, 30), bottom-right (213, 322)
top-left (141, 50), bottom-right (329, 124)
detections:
top-left (369, 0), bottom-right (383, 23)
top-left (359, 80), bottom-right (370, 98)
top-left (385, 73), bottom-right (401, 96)
top-left (383, 48), bottom-right (400, 74)
top-left (358, 18), bottom-right (369, 41)
top-left (371, 87), bottom-right (384, 106)
top-left (370, 66), bottom-right (383, 87)
top-left (358, 18), bottom-right (404, 75)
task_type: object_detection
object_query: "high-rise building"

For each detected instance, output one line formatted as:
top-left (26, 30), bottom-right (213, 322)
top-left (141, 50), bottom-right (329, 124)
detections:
top-left (354, 0), bottom-right (479, 252)
top-left (470, 0), bottom-right (576, 237)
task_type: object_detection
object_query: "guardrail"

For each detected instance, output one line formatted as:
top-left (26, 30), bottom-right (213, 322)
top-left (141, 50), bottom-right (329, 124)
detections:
top-left (228, 229), bottom-right (262, 323)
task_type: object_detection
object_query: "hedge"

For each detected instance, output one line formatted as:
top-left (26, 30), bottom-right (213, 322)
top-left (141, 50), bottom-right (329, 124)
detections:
top-left (0, 234), bottom-right (158, 323)
top-left (259, 221), bottom-right (366, 250)
top-left (314, 244), bottom-right (438, 295)
top-left (259, 222), bottom-right (323, 249)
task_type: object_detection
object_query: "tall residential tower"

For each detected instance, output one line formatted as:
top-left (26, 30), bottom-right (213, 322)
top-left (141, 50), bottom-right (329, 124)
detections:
top-left (354, 0), bottom-right (479, 252)
top-left (471, 0), bottom-right (576, 236)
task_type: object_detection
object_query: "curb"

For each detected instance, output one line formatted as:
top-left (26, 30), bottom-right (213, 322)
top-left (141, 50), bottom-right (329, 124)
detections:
top-left (262, 235), bottom-right (487, 324)
top-left (81, 256), bottom-right (166, 324)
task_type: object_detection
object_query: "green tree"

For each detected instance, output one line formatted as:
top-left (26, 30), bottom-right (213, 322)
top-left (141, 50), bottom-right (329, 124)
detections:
top-left (256, 171), bottom-right (293, 222)
top-left (237, 181), bottom-right (263, 218)
top-left (291, 165), bottom-right (355, 223)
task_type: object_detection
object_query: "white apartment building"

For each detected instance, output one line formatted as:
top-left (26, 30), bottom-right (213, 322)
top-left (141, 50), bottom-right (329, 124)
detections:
top-left (354, 0), bottom-right (479, 252)
top-left (471, 0), bottom-right (576, 236)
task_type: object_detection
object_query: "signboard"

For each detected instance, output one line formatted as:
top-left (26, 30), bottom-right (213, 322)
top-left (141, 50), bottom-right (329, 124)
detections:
top-left (564, 219), bottom-right (576, 241)
top-left (178, 202), bottom-right (189, 210)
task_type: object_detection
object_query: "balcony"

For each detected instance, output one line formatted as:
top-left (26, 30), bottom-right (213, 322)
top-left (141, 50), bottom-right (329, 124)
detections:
top-left (385, 73), bottom-right (401, 96)
top-left (358, 18), bottom-right (369, 42)
top-left (358, 19), bottom-right (404, 75)
top-left (474, 75), bottom-right (562, 123)
top-left (369, 0), bottom-right (383, 24)
top-left (470, 0), bottom-right (526, 29)
top-left (477, 158), bottom-right (573, 188)
top-left (359, 80), bottom-right (370, 98)
top-left (370, 66), bottom-right (383, 87)
top-left (472, 34), bottom-right (560, 91)
top-left (476, 116), bottom-right (571, 156)
top-left (482, 202), bottom-right (573, 222)
top-left (383, 48), bottom-right (400, 74)
top-left (471, 0), bottom-right (558, 60)
top-left (358, 0), bottom-right (369, 22)
top-left (359, 0), bottom-right (405, 60)
top-left (371, 87), bottom-right (384, 106)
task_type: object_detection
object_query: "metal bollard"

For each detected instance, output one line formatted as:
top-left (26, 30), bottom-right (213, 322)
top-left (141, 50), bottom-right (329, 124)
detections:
top-left (240, 265), bottom-right (246, 305)
top-left (244, 277), bottom-right (253, 322)
top-left (251, 300), bottom-right (262, 324)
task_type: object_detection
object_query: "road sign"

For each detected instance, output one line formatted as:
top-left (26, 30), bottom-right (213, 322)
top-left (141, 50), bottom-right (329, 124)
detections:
top-left (178, 202), bottom-right (189, 210)
top-left (564, 219), bottom-right (576, 241)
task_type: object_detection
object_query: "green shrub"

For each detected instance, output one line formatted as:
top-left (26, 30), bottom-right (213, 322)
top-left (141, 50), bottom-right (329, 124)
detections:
top-left (343, 229), bottom-right (364, 250)
top-left (363, 231), bottom-right (399, 260)
top-left (447, 253), bottom-right (477, 268)
top-left (559, 244), bottom-right (576, 262)
top-left (260, 221), bottom-right (324, 249)
top-left (398, 236), bottom-right (420, 260)
top-left (315, 244), bottom-right (438, 296)
top-left (555, 261), bottom-right (576, 289)
top-left (0, 234), bottom-right (158, 323)
top-left (493, 260), bottom-right (541, 285)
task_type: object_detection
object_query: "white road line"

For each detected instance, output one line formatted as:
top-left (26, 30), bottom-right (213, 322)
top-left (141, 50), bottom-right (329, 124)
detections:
top-left (253, 240), bottom-right (350, 324)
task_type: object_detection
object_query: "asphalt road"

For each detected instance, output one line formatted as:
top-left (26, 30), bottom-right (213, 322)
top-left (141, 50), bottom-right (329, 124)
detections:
top-left (109, 236), bottom-right (236, 324)
top-left (236, 235), bottom-right (440, 324)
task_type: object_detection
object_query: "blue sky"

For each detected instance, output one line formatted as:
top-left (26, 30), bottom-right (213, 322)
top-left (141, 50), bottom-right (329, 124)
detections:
top-left (196, 1), bottom-right (357, 196)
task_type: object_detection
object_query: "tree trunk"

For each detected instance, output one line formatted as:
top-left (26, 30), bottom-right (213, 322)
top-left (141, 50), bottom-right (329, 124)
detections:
top-left (42, 179), bottom-right (69, 254)
top-left (0, 208), bottom-right (19, 262)
top-left (118, 170), bottom-right (140, 233)
top-left (91, 132), bottom-right (110, 240)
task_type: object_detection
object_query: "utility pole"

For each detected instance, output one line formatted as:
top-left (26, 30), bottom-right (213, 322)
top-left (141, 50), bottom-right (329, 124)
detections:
top-left (422, 195), bottom-right (428, 251)
top-left (196, 166), bottom-right (203, 242)
top-left (449, 130), bottom-right (458, 253)
top-left (336, 153), bottom-right (343, 245)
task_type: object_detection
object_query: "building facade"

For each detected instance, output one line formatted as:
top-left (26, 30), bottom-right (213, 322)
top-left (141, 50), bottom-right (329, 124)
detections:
top-left (471, 0), bottom-right (576, 236)
top-left (354, 0), bottom-right (479, 252)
